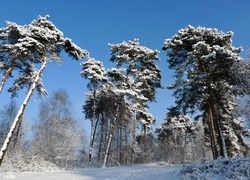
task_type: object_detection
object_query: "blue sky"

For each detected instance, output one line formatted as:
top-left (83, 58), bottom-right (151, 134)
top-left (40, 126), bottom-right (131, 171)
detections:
top-left (0, 0), bottom-right (250, 133)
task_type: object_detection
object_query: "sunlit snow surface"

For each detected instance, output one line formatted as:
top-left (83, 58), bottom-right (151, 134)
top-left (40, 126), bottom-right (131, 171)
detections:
top-left (2, 158), bottom-right (250, 180)
top-left (0, 165), bottom-right (182, 180)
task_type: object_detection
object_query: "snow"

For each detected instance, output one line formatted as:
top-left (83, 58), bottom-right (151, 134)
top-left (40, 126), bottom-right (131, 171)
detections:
top-left (2, 158), bottom-right (250, 179)
top-left (177, 157), bottom-right (250, 179)
top-left (0, 164), bottom-right (182, 180)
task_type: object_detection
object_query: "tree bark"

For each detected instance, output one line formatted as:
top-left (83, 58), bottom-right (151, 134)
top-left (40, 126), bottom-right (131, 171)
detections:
top-left (207, 102), bottom-right (219, 159)
top-left (0, 56), bottom-right (18, 93)
top-left (102, 104), bottom-right (120, 168)
top-left (98, 115), bottom-right (105, 161)
top-left (0, 59), bottom-right (48, 166)
top-left (207, 79), bottom-right (227, 159)
top-left (132, 108), bottom-right (137, 165)
top-left (119, 126), bottom-right (122, 163)
top-left (12, 119), bottom-right (22, 151)
top-left (213, 104), bottom-right (228, 158)
top-left (88, 85), bottom-right (97, 162)
top-left (124, 128), bottom-right (128, 165)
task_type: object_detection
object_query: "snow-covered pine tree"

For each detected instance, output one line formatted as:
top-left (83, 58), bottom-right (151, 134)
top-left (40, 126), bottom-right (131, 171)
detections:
top-left (109, 39), bottom-right (162, 158)
top-left (109, 38), bottom-right (161, 102)
top-left (231, 58), bottom-right (250, 121)
top-left (229, 57), bottom-right (250, 156)
top-left (83, 87), bottom-right (117, 164)
top-left (162, 25), bottom-right (247, 159)
top-left (156, 114), bottom-right (201, 163)
top-left (101, 68), bottom-right (136, 167)
top-left (80, 58), bottom-right (107, 162)
top-left (0, 15), bottom-right (89, 166)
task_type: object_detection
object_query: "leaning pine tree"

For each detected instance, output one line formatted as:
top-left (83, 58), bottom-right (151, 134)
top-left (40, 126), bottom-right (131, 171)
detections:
top-left (80, 57), bottom-right (107, 162)
top-left (162, 25), bottom-right (248, 159)
top-left (0, 15), bottom-right (89, 166)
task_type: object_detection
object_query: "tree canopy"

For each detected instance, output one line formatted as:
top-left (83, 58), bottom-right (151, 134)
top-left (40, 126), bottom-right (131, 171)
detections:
top-left (162, 25), bottom-right (247, 158)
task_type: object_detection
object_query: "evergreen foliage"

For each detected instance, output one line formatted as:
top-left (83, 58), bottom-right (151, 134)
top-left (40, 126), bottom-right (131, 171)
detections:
top-left (0, 15), bottom-right (88, 166)
top-left (162, 25), bottom-right (247, 158)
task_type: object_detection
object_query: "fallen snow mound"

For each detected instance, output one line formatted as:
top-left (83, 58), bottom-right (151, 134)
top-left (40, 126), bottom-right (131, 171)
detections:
top-left (176, 157), bottom-right (250, 179)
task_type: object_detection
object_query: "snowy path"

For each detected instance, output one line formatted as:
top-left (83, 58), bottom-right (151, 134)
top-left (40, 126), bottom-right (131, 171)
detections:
top-left (0, 165), bottom-right (182, 180)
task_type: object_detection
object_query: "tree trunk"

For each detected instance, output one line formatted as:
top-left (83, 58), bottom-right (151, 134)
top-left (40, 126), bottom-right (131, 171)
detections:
top-left (119, 126), bottom-right (122, 163)
top-left (132, 108), bottom-right (137, 165)
top-left (207, 102), bottom-right (219, 159)
top-left (88, 86), bottom-right (97, 162)
top-left (143, 124), bottom-right (147, 162)
top-left (207, 79), bottom-right (227, 159)
top-left (12, 119), bottom-right (22, 152)
top-left (213, 104), bottom-right (228, 158)
top-left (199, 60), bottom-right (223, 159)
top-left (0, 56), bottom-right (18, 94)
top-left (0, 60), bottom-right (48, 166)
top-left (205, 75), bottom-right (227, 158)
top-left (116, 126), bottom-right (120, 163)
top-left (98, 115), bottom-right (105, 161)
top-left (102, 104), bottom-right (120, 168)
top-left (124, 128), bottom-right (128, 165)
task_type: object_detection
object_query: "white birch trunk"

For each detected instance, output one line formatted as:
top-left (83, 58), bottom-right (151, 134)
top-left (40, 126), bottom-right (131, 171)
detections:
top-left (0, 60), bottom-right (48, 166)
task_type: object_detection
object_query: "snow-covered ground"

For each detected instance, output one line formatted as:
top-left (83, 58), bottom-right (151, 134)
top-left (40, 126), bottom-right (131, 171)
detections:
top-left (0, 164), bottom-right (182, 180)
top-left (1, 157), bottom-right (250, 179)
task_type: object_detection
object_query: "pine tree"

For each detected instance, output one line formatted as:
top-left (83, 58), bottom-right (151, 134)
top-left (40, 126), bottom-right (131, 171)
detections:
top-left (0, 15), bottom-right (89, 166)
top-left (156, 114), bottom-right (201, 163)
top-left (80, 57), bottom-right (107, 162)
top-left (162, 25), bottom-right (247, 158)
top-left (231, 58), bottom-right (250, 121)
top-left (101, 68), bottom-right (134, 167)
top-left (109, 39), bottom-right (161, 153)
top-left (109, 38), bottom-right (161, 102)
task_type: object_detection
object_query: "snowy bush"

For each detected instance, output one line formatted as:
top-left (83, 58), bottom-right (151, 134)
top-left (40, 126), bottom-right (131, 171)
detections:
top-left (175, 157), bottom-right (250, 179)
top-left (0, 150), bottom-right (88, 172)
top-left (0, 151), bottom-right (59, 172)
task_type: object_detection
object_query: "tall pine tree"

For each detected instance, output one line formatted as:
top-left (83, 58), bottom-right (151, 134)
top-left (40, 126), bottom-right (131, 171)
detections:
top-left (162, 25), bottom-right (247, 158)
top-left (80, 57), bottom-right (107, 162)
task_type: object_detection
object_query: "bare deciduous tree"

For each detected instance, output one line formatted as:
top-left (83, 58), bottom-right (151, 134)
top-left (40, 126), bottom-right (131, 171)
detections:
top-left (31, 90), bottom-right (86, 168)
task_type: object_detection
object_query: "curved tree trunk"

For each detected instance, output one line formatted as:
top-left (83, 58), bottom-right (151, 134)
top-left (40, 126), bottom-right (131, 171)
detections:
top-left (0, 59), bottom-right (48, 166)
top-left (0, 56), bottom-right (18, 94)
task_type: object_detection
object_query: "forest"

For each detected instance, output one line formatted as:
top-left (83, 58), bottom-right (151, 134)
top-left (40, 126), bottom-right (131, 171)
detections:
top-left (0, 15), bottom-right (250, 171)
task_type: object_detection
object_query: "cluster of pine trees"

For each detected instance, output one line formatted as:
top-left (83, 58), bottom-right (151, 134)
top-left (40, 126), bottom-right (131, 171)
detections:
top-left (0, 16), bottom-right (250, 170)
